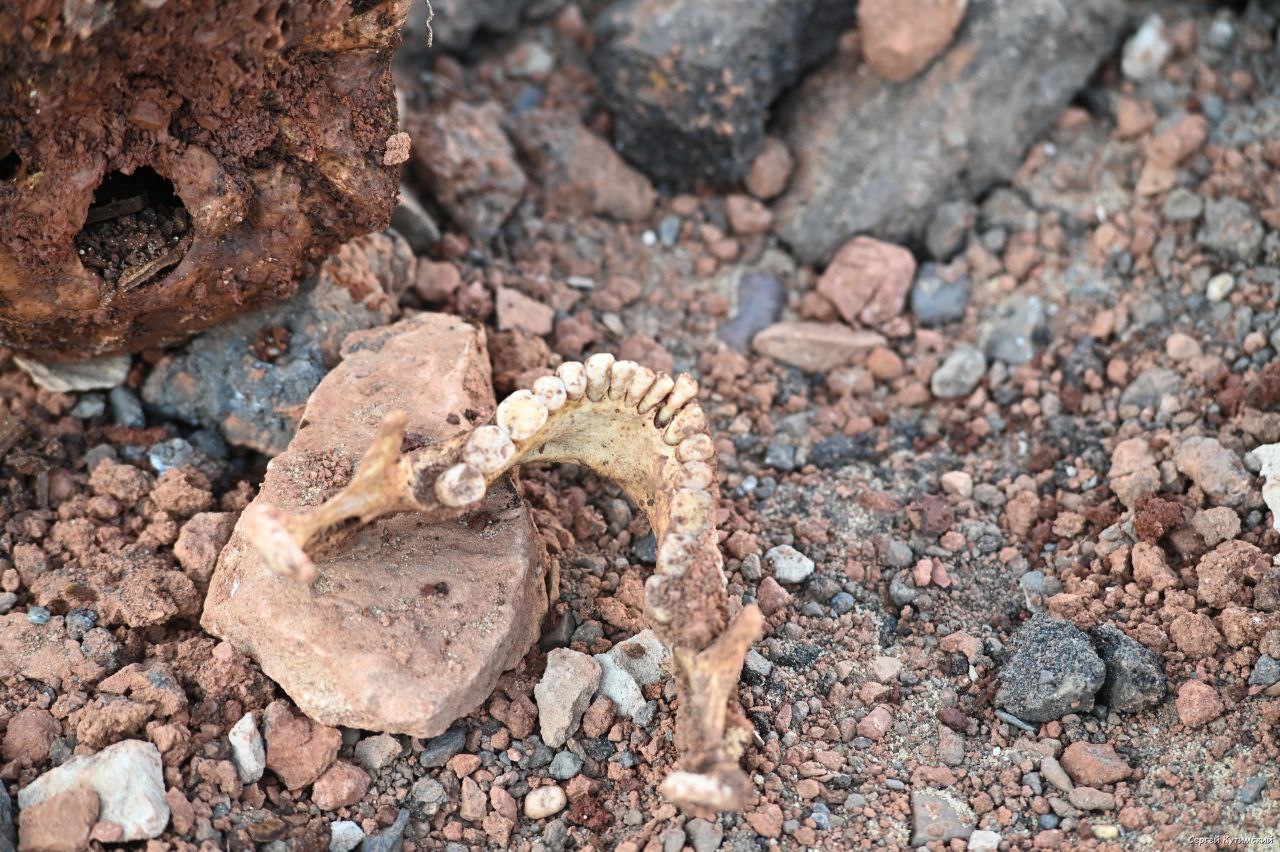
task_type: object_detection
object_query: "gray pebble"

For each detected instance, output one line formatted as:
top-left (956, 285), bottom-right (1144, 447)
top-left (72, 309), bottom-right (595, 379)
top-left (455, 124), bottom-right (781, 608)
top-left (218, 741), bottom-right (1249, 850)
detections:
top-left (548, 751), bottom-right (583, 780)
top-left (418, 728), bottom-right (465, 768)
top-left (109, 386), bottom-right (146, 428)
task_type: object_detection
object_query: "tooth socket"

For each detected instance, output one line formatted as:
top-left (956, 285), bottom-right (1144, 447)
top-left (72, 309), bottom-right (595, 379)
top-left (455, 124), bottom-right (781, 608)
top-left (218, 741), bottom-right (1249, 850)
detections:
top-left (676, 434), bottom-right (715, 462)
top-left (496, 389), bottom-right (549, 441)
top-left (533, 375), bottom-right (567, 412)
top-left (435, 463), bottom-right (486, 507)
top-left (585, 353), bottom-right (615, 401)
top-left (637, 373), bottom-right (675, 415)
top-left (556, 361), bottom-right (588, 399)
top-left (608, 360), bottom-right (638, 401)
top-left (462, 424), bottom-right (516, 473)
top-left (656, 374), bottom-right (699, 427)
top-left (663, 402), bottom-right (706, 446)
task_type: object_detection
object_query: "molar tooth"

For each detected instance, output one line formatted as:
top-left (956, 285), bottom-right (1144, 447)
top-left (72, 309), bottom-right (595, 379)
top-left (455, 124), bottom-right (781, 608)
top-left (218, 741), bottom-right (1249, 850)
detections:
top-left (496, 389), bottom-right (548, 441)
top-left (657, 532), bottom-right (698, 576)
top-left (556, 361), bottom-right (587, 399)
top-left (435, 463), bottom-right (486, 507)
top-left (677, 460), bottom-right (714, 490)
top-left (663, 401), bottom-right (707, 446)
top-left (644, 575), bottom-right (673, 623)
top-left (655, 374), bottom-right (699, 426)
top-left (532, 375), bottom-right (567, 412)
top-left (637, 373), bottom-right (675, 415)
top-left (584, 353), bottom-right (615, 401)
top-left (627, 366), bottom-right (657, 404)
top-left (676, 433), bottom-right (715, 462)
top-left (669, 488), bottom-right (712, 534)
top-left (462, 424), bottom-right (516, 473)
top-left (608, 360), bottom-right (638, 401)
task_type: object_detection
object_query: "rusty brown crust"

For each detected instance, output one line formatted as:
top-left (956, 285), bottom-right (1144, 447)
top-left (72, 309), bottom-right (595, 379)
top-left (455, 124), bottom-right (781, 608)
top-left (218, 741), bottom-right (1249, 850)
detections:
top-left (0, 0), bottom-right (410, 360)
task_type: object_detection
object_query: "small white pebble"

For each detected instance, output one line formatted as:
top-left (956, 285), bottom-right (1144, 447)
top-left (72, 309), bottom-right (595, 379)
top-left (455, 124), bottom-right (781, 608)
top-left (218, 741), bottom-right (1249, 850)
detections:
top-left (1206, 273), bottom-right (1234, 303)
top-left (524, 785), bottom-right (568, 819)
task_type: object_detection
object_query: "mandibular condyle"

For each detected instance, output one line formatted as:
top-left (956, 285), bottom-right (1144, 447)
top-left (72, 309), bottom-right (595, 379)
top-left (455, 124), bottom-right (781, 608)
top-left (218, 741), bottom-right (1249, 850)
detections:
top-left (243, 352), bottom-right (766, 812)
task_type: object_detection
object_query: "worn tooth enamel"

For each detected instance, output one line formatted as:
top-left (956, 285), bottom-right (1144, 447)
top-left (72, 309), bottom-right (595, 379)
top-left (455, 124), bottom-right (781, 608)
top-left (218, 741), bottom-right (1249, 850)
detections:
top-left (462, 424), bottom-right (516, 473)
top-left (678, 460), bottom-right (714, 490)
top-left (585, 353), bottom-right (615, 401)
top-left (637, 373), bottom-right (675, 415)
top-left (627, 365), bottom-right (657, 404)
top-left (664, 401), bottom-right (707, 446)
top-left (532, 375), bottom-right (567, 412)
top-left (496, 389), bottom-right (548, 441)
top-left (656, 373), bottom-right (699, 426)
top-left (556, 361), bottom-right (587, 399)
top-left (670, 488), bottom-right (712, 534)
top-left (676, 433), bottom-right (715, 462)
top-left (644, 574), bottom-right (673, 623)
top-left (657, 532), bottom-right (699, 576)
top-left (435, 463), bottom-right (486, 507)
top-left (608, 359), bottom-right (638, 401)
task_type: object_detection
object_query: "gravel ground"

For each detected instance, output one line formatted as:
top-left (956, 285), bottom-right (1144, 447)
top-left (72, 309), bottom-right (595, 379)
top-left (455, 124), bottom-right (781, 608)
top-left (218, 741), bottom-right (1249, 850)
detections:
top-left (3, 2), bottom-right (1280, 850)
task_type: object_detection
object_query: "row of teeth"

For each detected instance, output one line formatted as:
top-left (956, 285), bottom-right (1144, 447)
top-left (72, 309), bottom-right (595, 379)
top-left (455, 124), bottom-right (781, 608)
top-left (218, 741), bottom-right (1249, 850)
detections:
top-left (431, 352), bottom-right (721, 623)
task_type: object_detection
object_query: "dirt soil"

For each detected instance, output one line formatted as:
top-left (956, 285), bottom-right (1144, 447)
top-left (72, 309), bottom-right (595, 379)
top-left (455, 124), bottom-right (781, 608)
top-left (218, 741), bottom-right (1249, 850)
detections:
top-left (3, 2), bottom-right (1280, 851)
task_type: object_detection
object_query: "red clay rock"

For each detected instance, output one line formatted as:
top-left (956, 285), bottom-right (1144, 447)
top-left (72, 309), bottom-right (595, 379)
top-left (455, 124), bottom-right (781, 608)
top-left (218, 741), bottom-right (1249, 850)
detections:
top-left (816, 236), bottom-right (917, 328)
top-left (173, 512), bottom-right (238, 585)
top-left (2, 706), bottom-right (59, 765)
top-left (17, 786), bottom-right (99, 852)
top-left (203, 313), bottom-right (549, 737)
top-left (753, 321), bottom-right (887, 373)
top-left (261, 700), bottom-right (342, 790)
top-left (0, 614), bottom-right (107, 690)
top-left (745, 137), bottom-right (794, 200)
top-left (1176, 680), bottom-right (1224, 727)
top-left (511, 108), bottom-right (656, 222)
top-left (860, 0), bottom-right (968, 82)
top-left (407, 101), bottom-right (527, 243)
top-left (1196, 539), bottom-right (1265, 608)
top-left (756, 576), bottom-right (793, 617)
top-left (1060, 742), bottom-right (1131, 787)
top-left (311, 760), bottom-right (371, 811)
top-left (1169, 612), bottom-right (1222, 660)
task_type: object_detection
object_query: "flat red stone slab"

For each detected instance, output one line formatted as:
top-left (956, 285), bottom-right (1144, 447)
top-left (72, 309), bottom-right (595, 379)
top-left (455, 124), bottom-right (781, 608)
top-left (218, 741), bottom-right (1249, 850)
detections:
top-left (202, 313), bottom-right (548, 736)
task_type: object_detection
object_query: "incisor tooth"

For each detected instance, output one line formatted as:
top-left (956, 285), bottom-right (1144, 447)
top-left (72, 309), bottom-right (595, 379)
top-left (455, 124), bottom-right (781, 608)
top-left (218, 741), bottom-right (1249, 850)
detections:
top-left (608, 360), bottom-right (638, 401)
top-left (462, 424), bottom-right (516, 473)
top-left (585, 353), bottom-right (615, 401)
top-left (627, 366), bottom-right (657, 404)
top-left (637, 373), bottom-right (675, 415)
top-left (532, 375), bottom-right (567, 412)
top-left (655, 374), bottom-right (699, 426)
top-left (435, 463), bottom-right (486, 507)
top-left (556, 361), bottom-right (587, 399)
top-left (664, 401), bottom-right (707, 446)
top-left (676, 434), bottom-right (715, 462)
top-left (496, 389), bottom-right (548, 441)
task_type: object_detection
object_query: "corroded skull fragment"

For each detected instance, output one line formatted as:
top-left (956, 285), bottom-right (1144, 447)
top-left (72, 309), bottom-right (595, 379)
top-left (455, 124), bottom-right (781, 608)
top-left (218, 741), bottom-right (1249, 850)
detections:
top-left (0, 0), bottom-right (411, 360)
top-left (244, 352), bottom-right (764, 811)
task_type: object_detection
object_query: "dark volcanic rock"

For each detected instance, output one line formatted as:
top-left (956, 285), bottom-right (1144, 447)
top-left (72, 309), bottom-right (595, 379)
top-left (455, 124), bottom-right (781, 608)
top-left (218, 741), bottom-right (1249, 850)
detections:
top-left (718, 272), bottom-right (787, 353)
top-left (142, 232), bottom-right (413, 454)
top-left (592, 0), bottom-right (858, 185)
top-left (995, 613), bottom-right (1106, 722)
top-left (776, 0), bottom-right (1131, 263)
top-left (1090, 623), bottom-right (1166, 713)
